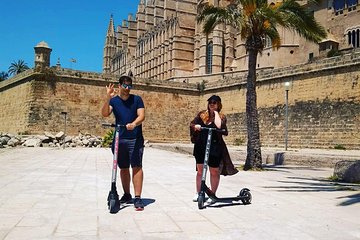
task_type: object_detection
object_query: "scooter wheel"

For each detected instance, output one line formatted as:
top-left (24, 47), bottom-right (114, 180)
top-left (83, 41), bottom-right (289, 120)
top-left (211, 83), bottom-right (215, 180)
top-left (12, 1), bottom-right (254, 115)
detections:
top-left (109, 199), bottom-right (117, 213)
top-left (240, 189), bottom-right (252, 205)
top-left (239, 188), bottom-right (250, 197)
top-left (198, 195), bottom-right (205, 209)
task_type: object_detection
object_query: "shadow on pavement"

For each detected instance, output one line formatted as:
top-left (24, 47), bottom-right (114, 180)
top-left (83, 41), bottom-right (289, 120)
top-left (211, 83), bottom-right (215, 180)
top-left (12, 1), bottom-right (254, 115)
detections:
top-left (263, 175), bottom-right (360, 206)
top-left (264, 165), bottom-right (327, 171)
top-left (337, 193), bottom-right (360, 206)
top-left (108, 198), bottom-right (156, 214)
top-left (142, 198), bottom-right (156, 207)
top-left (206, 200), bottom-right (246, 209)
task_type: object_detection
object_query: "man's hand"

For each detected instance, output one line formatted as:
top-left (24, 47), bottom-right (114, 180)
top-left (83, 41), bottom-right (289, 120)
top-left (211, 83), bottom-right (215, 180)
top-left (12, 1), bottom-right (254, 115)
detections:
top-left (106, 83), bottom-right (117, 99)
top-left (126, 123), bottom-right (136, 131)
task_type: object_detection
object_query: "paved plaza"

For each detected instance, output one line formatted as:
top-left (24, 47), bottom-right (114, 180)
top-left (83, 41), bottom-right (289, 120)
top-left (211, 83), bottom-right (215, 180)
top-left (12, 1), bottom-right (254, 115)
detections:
top-left (0, 147), bottom-right (359, 240)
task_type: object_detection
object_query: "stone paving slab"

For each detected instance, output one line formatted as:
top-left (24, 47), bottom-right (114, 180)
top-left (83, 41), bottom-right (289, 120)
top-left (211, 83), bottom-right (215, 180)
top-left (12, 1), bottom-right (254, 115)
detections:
top-left (0, 147), bottom-right (359, 240)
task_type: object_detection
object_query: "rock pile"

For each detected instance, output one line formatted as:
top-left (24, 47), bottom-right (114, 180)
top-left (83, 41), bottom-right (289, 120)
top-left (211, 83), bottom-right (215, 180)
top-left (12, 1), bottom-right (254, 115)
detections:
top-left (0, 132), bottom-right (103, 148)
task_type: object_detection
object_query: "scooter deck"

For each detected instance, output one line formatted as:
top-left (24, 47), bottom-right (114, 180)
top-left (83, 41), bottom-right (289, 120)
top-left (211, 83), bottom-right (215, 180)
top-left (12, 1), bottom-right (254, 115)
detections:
top-left (205, 187), bottom-right (244, 202)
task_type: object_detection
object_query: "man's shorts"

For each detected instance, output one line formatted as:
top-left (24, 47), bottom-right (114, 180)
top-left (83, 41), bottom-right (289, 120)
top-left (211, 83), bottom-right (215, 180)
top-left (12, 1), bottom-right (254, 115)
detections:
top-left (112, 137), bottom-right (144, 169)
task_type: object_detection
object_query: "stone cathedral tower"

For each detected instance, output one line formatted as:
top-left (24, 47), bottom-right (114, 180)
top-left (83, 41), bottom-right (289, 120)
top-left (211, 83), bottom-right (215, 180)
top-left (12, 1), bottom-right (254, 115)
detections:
top-left (103, 0), bottom-right (198, 80)
top-left (103, 0), bottom-right (360, 81)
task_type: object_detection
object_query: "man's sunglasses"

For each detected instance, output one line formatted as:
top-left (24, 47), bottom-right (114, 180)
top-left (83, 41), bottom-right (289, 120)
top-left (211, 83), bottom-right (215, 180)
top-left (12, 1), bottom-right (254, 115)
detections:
top-left (121, 83), bottom-right (133, 89)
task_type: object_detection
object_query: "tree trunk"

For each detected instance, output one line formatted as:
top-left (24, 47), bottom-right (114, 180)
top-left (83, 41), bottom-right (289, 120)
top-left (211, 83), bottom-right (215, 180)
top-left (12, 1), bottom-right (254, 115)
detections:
top-left (244, 45), bottom-right (262, 170)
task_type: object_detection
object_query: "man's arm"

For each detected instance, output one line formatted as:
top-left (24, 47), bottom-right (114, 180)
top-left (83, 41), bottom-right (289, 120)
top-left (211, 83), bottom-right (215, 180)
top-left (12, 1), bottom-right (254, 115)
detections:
top-left (127, 108), bottom-right (145, 130)
top-left (101, 96), bottom-right (113, 117)
top-left (101, 84), bottom-right (115, 117)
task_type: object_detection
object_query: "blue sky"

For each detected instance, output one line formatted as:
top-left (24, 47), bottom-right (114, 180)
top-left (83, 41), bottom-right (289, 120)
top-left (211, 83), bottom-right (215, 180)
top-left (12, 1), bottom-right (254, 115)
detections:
top-left (0, 0), bottom-right (138, 73)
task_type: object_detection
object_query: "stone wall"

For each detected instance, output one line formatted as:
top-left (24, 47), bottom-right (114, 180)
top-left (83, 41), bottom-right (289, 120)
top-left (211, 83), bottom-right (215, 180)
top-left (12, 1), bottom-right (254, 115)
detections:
top-left (1, 50), bottom-right (359, 149)
top-left (208, 50), bottom-right (360, 149)
top-left (0, 69), bottom-right (200, 142)
top-left (0, 69), bottom-right (34, 134)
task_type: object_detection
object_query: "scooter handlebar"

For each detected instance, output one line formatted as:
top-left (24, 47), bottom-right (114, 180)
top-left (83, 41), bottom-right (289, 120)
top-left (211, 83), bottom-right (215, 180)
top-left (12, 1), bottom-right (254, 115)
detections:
top-left (199, 127), bottom-right (226, 132)
top-left (102, 123), bottom-right (126, 128)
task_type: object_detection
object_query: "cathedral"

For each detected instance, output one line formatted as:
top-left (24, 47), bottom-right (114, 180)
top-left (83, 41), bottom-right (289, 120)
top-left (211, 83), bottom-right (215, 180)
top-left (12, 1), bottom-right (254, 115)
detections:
top-left (103, 0), bottom-right (360, 81)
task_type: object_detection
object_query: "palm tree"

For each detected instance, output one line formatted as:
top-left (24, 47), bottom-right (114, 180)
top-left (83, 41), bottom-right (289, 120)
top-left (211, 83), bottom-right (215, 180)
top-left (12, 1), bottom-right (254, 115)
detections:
top-left (197, 0), bottom-right (326, 170)
top-left (0, 71), bottom-right (9, 81)
top-left (8, 60), bottom-right (30, 76)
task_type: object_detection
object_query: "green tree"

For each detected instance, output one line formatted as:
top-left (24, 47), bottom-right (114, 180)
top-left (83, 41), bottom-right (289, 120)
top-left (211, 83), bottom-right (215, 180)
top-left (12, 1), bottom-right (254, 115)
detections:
top-left (8, 60), bottom-right (30, 76)
top-left (197, 0), bottom-right (326, 170)
top-left (0, 71), bottom-right (9, 81)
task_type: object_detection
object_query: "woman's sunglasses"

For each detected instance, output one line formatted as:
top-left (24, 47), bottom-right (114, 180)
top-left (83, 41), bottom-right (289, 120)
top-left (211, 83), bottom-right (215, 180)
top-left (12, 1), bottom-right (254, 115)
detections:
top-left (121, 83), bottom-right (133, 89)
top-left (209, 101), bottom-right (218, 104)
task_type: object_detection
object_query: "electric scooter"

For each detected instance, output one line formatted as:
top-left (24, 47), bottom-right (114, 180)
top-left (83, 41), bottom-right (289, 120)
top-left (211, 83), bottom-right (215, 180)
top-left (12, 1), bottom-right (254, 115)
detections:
top-left (102, 123), bottom-right (125, 214)
top-left (197, 126), bottom-right (252, 210)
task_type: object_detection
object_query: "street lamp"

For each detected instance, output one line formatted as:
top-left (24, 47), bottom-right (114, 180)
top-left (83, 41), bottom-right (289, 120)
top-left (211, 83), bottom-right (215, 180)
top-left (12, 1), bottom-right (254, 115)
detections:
top-left (284, 82), bottom-right (290, 151)
top-left (61, 111), bottom-right (68, 149)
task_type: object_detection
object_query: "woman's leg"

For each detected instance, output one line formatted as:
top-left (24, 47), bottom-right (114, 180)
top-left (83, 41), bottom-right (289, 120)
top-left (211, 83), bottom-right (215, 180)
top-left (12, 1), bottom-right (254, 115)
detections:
top-left (196, 164), bottom-right (203, 193)
top-left (209, 167), bottom-right (220, 194)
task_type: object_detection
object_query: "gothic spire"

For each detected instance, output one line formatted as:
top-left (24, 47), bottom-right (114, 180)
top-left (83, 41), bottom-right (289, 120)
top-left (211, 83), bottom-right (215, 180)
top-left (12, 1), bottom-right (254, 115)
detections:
top-left (103, 15), bottom-right (117, 73)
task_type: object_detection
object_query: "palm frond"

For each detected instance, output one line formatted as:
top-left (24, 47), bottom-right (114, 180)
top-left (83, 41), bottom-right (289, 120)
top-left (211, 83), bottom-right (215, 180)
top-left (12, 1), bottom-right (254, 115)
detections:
top-left (276, 0), bottom-right (327, 42)
top-left (197, 2), bottom-right (243, 34)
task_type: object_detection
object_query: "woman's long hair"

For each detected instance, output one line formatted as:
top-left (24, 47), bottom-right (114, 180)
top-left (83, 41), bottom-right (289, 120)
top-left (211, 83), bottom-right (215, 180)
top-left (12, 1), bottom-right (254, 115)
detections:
top-left (200, 102), bottom-right (224, 123)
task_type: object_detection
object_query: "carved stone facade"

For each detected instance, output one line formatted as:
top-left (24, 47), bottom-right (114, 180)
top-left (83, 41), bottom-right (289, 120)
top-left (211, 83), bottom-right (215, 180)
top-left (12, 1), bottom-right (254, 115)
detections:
top-left (103, 0), bottom-right (360, 81)
top-left (103, 0), bottom-right (198, 80)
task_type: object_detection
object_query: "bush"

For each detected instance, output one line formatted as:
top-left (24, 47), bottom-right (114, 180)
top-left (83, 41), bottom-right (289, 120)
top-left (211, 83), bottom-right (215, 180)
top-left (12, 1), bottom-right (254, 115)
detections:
top-left (102, 130), bottom-right (114, 147)
top-left (334, 144), bottom-right (346, 150)
top-left (327, 49), bottom-right (341, 58)
top-left (233, 138), bottom-right (244, 146)
top-left (328, 175), bottom-right (340, 181)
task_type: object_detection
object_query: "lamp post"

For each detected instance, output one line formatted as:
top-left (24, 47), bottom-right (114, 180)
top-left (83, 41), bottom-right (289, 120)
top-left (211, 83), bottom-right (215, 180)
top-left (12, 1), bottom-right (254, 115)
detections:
top-left (284, 82), bottom-right (290, 151)
top-left (61, 111), bottom-right (67, 149)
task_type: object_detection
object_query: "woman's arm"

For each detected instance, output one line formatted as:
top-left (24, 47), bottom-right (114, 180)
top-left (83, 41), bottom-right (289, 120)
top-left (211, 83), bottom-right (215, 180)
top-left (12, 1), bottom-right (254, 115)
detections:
top-left (219, 114), bottom-right (228, 136)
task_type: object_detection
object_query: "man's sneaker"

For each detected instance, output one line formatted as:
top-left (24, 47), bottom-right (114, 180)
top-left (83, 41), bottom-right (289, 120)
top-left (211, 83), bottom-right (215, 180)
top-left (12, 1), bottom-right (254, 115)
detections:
top-left (119, 193), bottom-right (132, 204)
top-left (134, 197), bottom-right (144, 211)
top-left (192, 193), bottom-right (199, 202)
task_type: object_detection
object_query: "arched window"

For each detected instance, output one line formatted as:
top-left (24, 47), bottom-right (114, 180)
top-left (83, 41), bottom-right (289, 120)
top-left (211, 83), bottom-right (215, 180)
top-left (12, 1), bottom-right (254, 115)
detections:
top-left (206, 41), bottom-right (213, 74)
top-left (348, 32), bottom-right (352, 45)
top-left (264, 36), bottom-right (272, 48)
top-left (352, 30), bottom-right (356, 47)
top-left (221, 40), bottom-right (226, 72)
top-left (347, 29), bottom-right (360, 48)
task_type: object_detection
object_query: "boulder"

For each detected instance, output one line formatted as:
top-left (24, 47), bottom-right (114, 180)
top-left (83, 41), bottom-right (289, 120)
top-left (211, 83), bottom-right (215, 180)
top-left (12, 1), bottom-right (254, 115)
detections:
top-left (82, 139), bottom-right (90, 146)
top-left (7, 137), bottom-right (20, 147)
top-left (64, 136), bottom-right (73, 143)
top-left (23, 138), bottom-right (42, 147)
top-left (38, 135), bottom-right (52, 143)
top-left (55, 131), bottom-right (65, 139)
top-left (334, 160), bottom-right (360, 183)
top-left (44, 132), bottom-right (55, 139)
top-left (0, 136), bottom-right (10, 145)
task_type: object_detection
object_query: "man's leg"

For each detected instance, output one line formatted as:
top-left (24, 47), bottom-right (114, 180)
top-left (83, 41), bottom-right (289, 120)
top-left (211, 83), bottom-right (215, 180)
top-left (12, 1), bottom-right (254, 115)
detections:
top-left (132, 167), bottom-right (144, 210)
top-left (132, 167), bottom-right (143, 197)
top-left (120, 168), bottom-right (131, 194)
